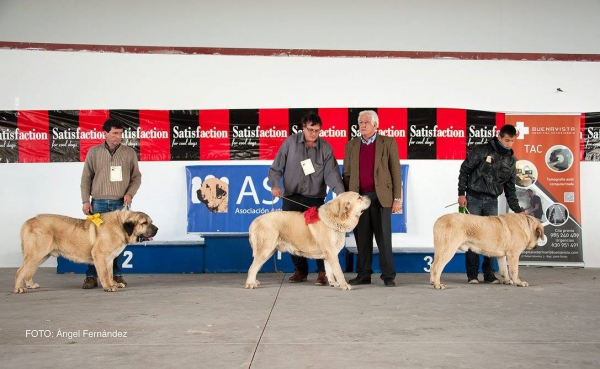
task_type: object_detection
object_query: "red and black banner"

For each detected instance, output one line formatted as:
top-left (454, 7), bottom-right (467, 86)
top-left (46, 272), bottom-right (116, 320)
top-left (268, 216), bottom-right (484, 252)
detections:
top-left (0, 108), bottom-right (597, 163)
top-left (582, 112), bottom-right (600, 161)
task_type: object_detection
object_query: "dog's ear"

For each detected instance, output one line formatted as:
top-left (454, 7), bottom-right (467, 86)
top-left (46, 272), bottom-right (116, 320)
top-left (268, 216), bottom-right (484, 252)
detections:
top-left (123, 221), bottom-right (136, 236)
top-left (536, 222), bottom-right (545, 241)
top-left (216, 184), bottom-right (228, 199)
top-left (527, 215), bottom-right (545, 240)
top-left (337, 198), bottom-right (350, 217)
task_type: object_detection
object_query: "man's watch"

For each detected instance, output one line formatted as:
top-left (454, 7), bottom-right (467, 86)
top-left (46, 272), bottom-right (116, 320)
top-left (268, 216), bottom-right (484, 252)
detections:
top-left (394, 198), bottom-right (402, 203)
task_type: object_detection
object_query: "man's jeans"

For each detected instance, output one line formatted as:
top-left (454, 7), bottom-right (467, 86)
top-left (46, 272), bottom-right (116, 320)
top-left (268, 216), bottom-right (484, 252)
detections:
top-left (85, 199), bottom-right (125, 277)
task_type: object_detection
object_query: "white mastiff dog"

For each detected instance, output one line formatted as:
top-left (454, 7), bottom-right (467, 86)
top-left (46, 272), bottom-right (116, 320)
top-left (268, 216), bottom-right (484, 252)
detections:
top-left (245, 191), bottom-right (370, 291)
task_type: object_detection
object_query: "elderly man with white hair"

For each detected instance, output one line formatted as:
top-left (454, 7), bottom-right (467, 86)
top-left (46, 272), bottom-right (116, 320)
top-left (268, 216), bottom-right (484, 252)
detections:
top-left (343, 110), bottom-right (403, 287)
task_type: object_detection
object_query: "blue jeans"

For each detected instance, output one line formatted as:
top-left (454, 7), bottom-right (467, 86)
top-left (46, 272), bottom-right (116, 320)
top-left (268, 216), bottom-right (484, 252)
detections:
top-left (465, 194), bottom-right (498, 279)
top-left (85, 199), bottom-right (125, 277)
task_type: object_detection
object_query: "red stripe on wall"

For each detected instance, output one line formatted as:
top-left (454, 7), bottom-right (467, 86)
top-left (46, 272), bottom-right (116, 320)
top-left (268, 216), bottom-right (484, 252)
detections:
top-left (17, 110), bottom-right (49, 163)
top-left (437, 108), bottom-right (467, 160)
top-left (378, 108), bottom-right (408, 160)
top-left (79, 110), bottom-right (109, 161)
top-left (199, 110), bottom-right (230, 160)
top-left (139, 110), bottom-right (170, 161)
top-left (496, 112), bottom-right (505, 129)
top-left (259, 109), bottom-right (288, 160)
top-left (318, 108), bottom-right (348, 160)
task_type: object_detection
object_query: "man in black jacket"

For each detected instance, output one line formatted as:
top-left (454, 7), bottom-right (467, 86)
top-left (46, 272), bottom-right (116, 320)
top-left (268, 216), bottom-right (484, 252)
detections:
top-left (457, 124), bottom-right (524, 284)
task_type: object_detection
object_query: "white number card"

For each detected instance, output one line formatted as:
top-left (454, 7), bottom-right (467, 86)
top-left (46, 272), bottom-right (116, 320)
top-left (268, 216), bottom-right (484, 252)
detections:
top-left (300, 159), bottom-right (315, 175)
top-left (110, 166), bottom-right (123, 182)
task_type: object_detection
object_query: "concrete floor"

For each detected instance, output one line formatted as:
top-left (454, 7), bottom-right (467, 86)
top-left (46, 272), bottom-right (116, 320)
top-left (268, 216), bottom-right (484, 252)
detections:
top-left (2, 267), bottom-right (600, 369)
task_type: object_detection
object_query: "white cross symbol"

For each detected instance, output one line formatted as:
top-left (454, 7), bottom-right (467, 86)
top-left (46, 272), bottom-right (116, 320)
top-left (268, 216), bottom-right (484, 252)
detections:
top-left (515, 121), bottom-right (529, 140)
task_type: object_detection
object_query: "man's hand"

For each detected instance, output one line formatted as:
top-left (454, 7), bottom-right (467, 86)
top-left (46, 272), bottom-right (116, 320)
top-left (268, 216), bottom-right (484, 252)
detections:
top-left (124, 194), bottom-right (133, 206)
top-left (271, 188), bottom-right (282, 198)
top-left (82, 202), bottom-right (93, 215)
top-left (392, 201), bottom-right (403, 214)
top-left (458, 195), bottom-right (467, 207)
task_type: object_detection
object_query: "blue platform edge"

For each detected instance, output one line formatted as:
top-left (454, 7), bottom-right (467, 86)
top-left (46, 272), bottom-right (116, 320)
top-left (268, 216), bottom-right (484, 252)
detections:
top-left (57, 236), bottom-right (490, 274)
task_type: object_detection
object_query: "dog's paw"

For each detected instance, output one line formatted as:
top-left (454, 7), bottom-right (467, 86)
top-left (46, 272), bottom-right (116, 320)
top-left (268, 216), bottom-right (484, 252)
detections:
top-left (103, 286), bottom-right (118, 292)
top-left (340, 284), bottom-right (352, 291)
top-left (517, 281), bottom-right (529, 287)
top-left (116, 283), bottom-right (126, 288)
top-left (245, 281), bottom-right (260, 289)
top-left (433, 283), bottom-right (445, 290)
top-left (14, 287), bottom-right (27, 294)
top-left (329, 280), bottom-right (340, 287)
top-left (503, 280), bottom-right (514, 285)
top-left (26, 283), bottom-right (40, 289)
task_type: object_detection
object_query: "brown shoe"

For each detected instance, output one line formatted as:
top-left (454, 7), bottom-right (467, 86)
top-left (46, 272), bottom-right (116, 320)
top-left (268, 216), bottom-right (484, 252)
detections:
top-left (315, 272), bottom-right (328, 286)
top-left (113, 276), bottom-right (128, 287)
top-left (82, 276), bottom-right (98, 289)
top-left (288, 271), bottom-right (307, 283)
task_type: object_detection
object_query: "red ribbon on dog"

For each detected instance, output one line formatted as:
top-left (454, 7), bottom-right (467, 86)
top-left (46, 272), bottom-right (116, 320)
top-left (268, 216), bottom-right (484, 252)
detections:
top-left (304, 206), bottom-right (320, 225)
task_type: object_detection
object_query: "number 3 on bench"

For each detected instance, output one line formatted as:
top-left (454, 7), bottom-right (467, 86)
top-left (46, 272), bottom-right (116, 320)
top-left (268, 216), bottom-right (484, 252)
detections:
top-left (423, 255), bottom-right (433, 272)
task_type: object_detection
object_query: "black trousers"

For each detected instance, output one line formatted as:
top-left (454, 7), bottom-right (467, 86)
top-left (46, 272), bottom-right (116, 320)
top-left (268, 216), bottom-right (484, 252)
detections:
top-left (282, 194), bottom-right (325, 275)
top-left (465, 193), bottom-right (498, 279)
top-left (353, 192), bottom-right (396, 281)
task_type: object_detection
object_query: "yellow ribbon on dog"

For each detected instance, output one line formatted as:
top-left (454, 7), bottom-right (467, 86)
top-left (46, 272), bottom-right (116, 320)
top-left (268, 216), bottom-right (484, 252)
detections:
top-left (86, 213), bottom-right (104, 227)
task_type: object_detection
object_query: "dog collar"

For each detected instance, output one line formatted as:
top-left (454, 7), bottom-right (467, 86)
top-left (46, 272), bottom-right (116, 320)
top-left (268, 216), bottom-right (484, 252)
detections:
top-left (86, 213), bottom-right (104, 227)
top-left (304, 207), bottom-right (320, 225)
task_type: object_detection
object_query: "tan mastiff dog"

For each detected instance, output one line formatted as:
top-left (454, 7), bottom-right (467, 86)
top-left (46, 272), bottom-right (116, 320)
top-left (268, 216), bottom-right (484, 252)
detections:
top-left (430, 213), bottom-right (545, 290)
top-left (15, 210), bottom-right (158, 293)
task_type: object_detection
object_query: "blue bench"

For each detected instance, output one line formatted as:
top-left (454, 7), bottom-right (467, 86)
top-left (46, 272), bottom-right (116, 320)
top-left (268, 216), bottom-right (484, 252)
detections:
top-left (57, 237), bottom-right (483, 274)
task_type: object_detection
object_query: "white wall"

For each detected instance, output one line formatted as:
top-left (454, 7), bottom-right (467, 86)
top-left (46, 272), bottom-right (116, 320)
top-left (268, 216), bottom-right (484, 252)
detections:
top-left (0, 50), bottom-right (599, 268)
top-left (0, 0), bottom-right (599, 268)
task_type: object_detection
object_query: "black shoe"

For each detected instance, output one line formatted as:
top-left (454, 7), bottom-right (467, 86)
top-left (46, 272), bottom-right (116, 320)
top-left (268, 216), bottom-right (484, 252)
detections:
top-left (384, 279), bottom-right (396, 287)
top-left (348, 276), bottom-right (371, 285)
top-left (484, 275), bottom-right (500, 284)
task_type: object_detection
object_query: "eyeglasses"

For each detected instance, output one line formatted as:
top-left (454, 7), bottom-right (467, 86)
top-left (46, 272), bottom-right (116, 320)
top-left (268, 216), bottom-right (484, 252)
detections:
top-left (304, 127), bottom-right (321, 134)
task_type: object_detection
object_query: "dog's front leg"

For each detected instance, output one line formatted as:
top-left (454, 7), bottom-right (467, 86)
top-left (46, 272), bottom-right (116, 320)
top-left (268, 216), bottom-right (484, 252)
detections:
top-left (93, 253), bottom-right (118, 292)
top-left (507, 255), bottom-right (528, 287)
top-left (497, 256), bottom-right (512, 285)
top-left (323, 260), bottom-right (339, 287)
top-left (325, 256), bottom-right (351, 291)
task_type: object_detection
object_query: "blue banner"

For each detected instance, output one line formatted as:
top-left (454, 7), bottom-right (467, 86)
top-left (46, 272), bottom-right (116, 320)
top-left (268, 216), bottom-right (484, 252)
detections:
top-left (186, 164), bottom-right (408, 234)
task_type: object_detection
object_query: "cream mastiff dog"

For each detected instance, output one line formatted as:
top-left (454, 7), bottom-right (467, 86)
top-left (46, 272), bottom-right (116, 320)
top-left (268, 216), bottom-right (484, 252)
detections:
top-left (430, 213), bottom-right (545, 290)
top-left (245, 191), bottom-right (371, 291)
top-left (14, 210), bottom-right (158, 293)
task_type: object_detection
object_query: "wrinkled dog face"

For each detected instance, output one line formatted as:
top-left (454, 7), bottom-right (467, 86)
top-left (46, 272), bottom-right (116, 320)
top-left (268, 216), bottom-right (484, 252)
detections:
top-left (527, 215), bottom-right (546, 250)
top-left (123, 212), bottom-right (158, 241)
top-left (335, 192), bottom-right (371, 219)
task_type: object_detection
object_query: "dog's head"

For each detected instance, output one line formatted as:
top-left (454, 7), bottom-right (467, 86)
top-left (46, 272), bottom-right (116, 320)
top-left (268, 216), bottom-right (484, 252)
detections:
top-left (122, 211), bottom-right (159, 242)
top-left (320, 191), bottom-right (371, 231)
top-left (197, 177), bottom-right (229, 213)
top-left (525, 215), bottom-right (545, 250)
